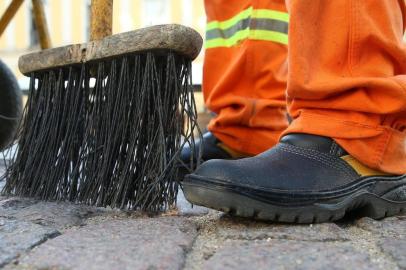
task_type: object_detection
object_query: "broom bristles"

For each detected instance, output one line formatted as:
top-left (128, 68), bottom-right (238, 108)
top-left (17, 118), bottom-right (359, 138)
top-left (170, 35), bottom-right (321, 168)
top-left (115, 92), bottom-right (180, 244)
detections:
top-left (1, 52), bottom-right (199, 212)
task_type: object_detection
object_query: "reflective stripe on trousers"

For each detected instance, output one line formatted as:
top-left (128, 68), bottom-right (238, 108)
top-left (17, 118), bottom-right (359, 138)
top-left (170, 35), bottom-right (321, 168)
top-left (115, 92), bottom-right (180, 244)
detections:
top-left (205, 7), bottom-right (289, 48)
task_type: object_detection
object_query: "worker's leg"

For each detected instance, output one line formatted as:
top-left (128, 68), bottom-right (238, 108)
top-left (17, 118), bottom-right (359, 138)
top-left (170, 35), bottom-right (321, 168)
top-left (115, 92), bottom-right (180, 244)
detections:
top-left (284, 0), bottom-right (406, 175)
top-left (203, 0), bottom-right (289, 155)
top-left (180, 0), bottom-right (289, 177)
top-left (183, 0), bottom-right (406, 222)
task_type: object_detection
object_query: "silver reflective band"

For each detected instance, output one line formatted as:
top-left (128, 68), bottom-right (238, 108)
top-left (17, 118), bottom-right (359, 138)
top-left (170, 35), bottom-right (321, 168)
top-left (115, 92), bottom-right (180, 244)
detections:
top-left (206, 18), bottom-right (288, 40)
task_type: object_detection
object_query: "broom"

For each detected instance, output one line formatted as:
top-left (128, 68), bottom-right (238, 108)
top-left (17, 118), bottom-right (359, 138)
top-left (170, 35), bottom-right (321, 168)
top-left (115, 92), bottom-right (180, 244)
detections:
top-left (1, 0), bottom-right (203, 212)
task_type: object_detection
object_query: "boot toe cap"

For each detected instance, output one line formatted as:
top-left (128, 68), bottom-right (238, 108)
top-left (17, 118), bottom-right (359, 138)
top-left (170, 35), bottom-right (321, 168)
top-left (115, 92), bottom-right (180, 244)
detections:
top-left (191, 158), bottom-right (256, 186)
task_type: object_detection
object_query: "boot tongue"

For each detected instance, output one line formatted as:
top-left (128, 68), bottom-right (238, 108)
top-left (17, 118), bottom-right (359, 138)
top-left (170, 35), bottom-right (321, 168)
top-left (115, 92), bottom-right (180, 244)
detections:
top-left (280, 133), bottom-right (347, 157)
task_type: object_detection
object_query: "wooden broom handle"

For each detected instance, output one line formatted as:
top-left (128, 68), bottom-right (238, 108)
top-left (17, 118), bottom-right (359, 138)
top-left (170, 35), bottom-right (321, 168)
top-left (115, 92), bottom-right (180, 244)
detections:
top-left (0, 0), bottom-right (24, 37)
top-left (90, 0), bottom-right (113, 41)
top-left (32, 0), bottom-right (51, 49)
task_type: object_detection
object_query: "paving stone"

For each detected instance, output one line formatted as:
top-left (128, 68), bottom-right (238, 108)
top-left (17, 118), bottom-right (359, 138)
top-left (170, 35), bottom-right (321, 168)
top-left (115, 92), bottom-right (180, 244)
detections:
top-left (0, 217), bottom-right (59, 268)
top-left (215, 216), bottom-right (350, 241)
top-left (0, 197), bottom-right (105, 230)
top-left (176, 190), bottom-right (209, 216)
top-left (12, 216), bottom-right (198, 270)
top-left (378, 237), bottom-right (406, 269)
top-left (356, 216), bottom-right (406, 238)
top-left (203, 240), bottom-right (378, 270)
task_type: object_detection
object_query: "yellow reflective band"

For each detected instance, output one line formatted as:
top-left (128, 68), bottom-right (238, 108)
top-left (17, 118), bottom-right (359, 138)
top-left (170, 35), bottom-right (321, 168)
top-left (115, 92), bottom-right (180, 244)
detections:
top-left (206, 7), bottom-right (289, 31)
top-left (205, 7), bottom-right (289, 49)
top-left (206, 28), bottom-right (250, 48)
top-left (206, 7), bottom-right (253, 31)
top-left (205, 29), bottom-right (288, 49)
top-left (252, 9), bottom-right (289, 22)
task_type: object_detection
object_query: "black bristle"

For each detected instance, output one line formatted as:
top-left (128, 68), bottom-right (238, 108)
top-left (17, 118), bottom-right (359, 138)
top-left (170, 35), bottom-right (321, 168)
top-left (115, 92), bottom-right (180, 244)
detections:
top-left (1, 52), bottom-right (199, 212)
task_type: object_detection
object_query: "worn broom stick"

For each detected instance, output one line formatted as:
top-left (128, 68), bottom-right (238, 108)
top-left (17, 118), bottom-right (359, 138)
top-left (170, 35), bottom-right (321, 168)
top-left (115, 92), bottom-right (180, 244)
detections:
top-left (2, 0), bottom-right (202, 212)
top-left (0, 0), bottom-right (24, 37)
top-left (31, 0), bottom-right (52, 49)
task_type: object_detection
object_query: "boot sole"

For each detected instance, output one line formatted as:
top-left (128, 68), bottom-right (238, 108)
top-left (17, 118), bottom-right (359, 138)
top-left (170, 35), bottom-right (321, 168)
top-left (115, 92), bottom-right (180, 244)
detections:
top-left (182, 177), bottom-right (406, 223)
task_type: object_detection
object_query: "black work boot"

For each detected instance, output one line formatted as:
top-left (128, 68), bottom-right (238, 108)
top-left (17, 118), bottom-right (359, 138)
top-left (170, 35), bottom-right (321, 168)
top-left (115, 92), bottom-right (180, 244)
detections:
top-left (179, 132), bottom-right (249, 178)
top-left (183, 133), bottom-right (406, 223)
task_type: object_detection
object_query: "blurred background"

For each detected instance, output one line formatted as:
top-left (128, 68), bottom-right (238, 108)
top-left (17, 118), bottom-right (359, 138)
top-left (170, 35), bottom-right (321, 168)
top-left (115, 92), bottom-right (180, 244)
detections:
top-left (0, 0), bottom-right (210, 129)
top-left (0, 0), bottom-right (206, 90)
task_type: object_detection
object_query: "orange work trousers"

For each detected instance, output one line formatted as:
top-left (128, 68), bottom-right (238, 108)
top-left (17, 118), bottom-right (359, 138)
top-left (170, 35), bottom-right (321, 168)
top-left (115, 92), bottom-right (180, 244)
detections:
top-left (203, 0), bottom-right (406, 174)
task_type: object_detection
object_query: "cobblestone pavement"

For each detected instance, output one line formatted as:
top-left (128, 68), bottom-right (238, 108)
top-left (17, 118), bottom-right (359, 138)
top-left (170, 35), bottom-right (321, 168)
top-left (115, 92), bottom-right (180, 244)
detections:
top-left (0, 164), bottom-right (405, 270)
